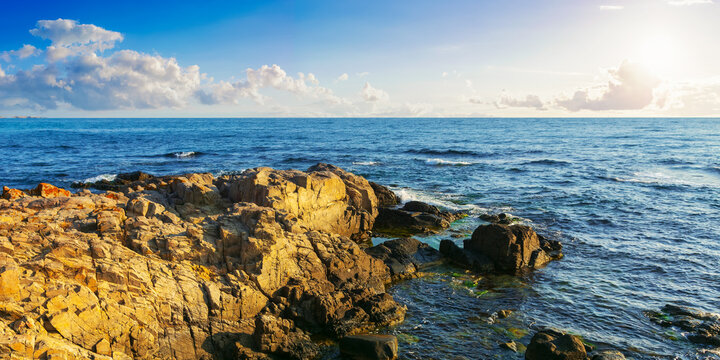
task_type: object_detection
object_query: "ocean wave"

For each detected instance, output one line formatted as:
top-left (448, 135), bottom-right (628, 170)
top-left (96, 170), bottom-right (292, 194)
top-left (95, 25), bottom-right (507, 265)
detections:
top-left (156, 151), bottom-right (207, 158)
top-left (610, 169), bottom-right (720, 188)
top-left (521, 159), bottom-right (571, 166)
top-left (81, 173), bottom-right (117, 183)
top-left (405, 148), bottom-right (485, 157)
top-left (425, 158), bottom-right (475, 166)
top-left (392, 187), bottom-right (487, 214)
top-left (281, 156), bottom-right (320, 163)
top-left (352, 161), bottom-right (381, 166)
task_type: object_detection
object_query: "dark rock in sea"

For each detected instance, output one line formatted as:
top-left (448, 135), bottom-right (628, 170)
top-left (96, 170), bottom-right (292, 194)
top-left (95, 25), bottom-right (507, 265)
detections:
top-left (525, 329), bottom-right (587, 360)
top-left (370, 181), bottom-right (400, 207)
top-left (366, 238), bottom-right (443, 280)
top-left (500, 340), bottom-right (518, 352)
top-left (648, 304), bottom-right (720, 347)
top-left (339, 334), bottom-right (399, 360)
top-left (590, 350), bottom-right (626, 360)
top-left (439, 239), bottom-right (495, 273)
top-left (440, 224), bottom-right (561, 274)
top-left (479, 212), bottom-right (521, 225)
top-left (497, 309), bottom-right (513, 319)
top-left (372, 201), bottom-right (465, 237)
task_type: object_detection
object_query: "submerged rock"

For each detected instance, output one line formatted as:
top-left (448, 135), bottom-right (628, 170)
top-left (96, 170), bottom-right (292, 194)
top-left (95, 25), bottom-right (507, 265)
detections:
top-left (0, 164), bottom-right (406, 359)
top-left (525, 329), bottom-right (587, 360)
top-left (366, 238), bottom-right (443, 280)
top-left (339, 334), bottom-right (398, 360)
top-left (648, 304), bottom-right (720, 347)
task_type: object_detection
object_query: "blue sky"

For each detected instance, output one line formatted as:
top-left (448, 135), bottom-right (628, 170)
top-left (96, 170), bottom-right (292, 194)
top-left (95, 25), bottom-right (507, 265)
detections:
top-left (1, 0), bottom-right (719, 117)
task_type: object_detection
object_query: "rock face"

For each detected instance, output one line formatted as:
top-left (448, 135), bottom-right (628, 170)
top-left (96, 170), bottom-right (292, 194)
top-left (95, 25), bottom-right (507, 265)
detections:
top-left (0, 164), bottom-right (406, 359)
top-left (369, 182), bottom-right (400, 208)
top-left (525, 329), bottom-right (588, 360)
top-left (373, 201), bottom-right (464, 237)
top-left (365, 238), bottom-right (443, 280)
top-left (339, 334), bottom-right (398, 360)
top-left (441, 224), bottom-right (562, 274)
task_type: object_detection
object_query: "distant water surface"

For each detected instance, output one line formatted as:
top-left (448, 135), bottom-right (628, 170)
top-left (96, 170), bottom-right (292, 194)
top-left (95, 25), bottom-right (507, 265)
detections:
top-left (1, 118), bottom-right (719, 359)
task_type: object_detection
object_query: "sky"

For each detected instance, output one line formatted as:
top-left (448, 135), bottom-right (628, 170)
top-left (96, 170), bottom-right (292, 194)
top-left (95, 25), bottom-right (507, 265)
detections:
top-left (1, 0), bottom-right (719, 117)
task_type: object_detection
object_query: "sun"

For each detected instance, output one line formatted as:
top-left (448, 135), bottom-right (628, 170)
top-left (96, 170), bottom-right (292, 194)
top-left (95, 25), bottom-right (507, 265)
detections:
top-left (636, 36), bottom-right (677, 77)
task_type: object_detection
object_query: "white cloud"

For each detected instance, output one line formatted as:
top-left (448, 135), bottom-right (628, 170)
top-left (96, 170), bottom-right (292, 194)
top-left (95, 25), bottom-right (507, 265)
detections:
top-left (360, 82), bottom-right (389, 102)
top-left (667, 0), bottom-right (713, 5)
top-left (599, 5), bottom-right (624, 10)
top-left (1, 44), bottom-right (39, 62)
top-left (495, 94), bottom-right (546, 110)
top-left (195, 64), bottom-right (344, 105)
top-left (653, 78), bottom-right (720, 115)
top-left (356, 72), bottom-right (369, 78)
top-left (29, 19), bottom-right (123, 61)
top-left (556, 60), bottom-right (661, 111)
top-left (337, 73), bottom-right (349, 81)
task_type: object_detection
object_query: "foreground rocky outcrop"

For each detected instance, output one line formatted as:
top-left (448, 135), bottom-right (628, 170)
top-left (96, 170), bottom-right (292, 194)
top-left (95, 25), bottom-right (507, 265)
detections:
top-left (440, 224), bottom-right (563, 274)
top-left (0, 165), bottom-right (405, 359)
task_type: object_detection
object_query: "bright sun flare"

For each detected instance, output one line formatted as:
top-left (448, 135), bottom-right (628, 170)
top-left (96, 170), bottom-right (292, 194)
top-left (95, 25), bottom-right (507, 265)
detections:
top-left (637, 37), bottom-right (677, 76)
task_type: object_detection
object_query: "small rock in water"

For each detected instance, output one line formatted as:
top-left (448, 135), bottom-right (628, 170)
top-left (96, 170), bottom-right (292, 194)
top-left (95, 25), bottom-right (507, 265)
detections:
top-left (500, 340), bottom-right (518, 352)
top-left (497, 309), bottom-right (513, 319)
top-left (525, 329), bottom-right (587, 360)
top-left (339, 334), bottom-right (399, 360)
top-left (590, 350), bottom-right (626, 360)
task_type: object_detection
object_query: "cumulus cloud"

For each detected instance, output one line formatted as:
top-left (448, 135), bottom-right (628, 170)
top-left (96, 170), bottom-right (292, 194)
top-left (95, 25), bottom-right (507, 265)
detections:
top-left (495, 94), bottom-right (546, 110)
top-left (360, 82), bottom-right (388, 102)
top-left (337, 73), bottom-right (349, 81)
top-left (29, 19), bottom-right (123, 61)
top-left (556, 61), bottom-right (661, 111)
top-left (667, 0), bottom-right (713, 5)
top-left (195, 65), bottom-right (343, 105)
top-left (1, 44), bottom-right (40, 62)
top-left (0, 19), bottom-right (350, 111)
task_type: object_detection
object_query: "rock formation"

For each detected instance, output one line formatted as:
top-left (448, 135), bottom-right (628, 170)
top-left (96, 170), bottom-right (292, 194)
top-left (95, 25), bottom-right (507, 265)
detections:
top-left (440, 224), bottom-right (562, 274)
top-left (373, 200), bottom-right (464, 237)
top-left (0, 165), bottom-right (405, 359)
top-left (525, 329), bottom-right (588, 360)
top-left (365, 238), bottom-right (443, 280)
top-left (648, 304), bottom-right (720, 347)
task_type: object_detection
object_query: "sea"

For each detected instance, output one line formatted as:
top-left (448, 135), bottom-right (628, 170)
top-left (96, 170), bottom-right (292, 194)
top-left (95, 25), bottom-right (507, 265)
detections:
top-left (1, 118), bottom-right (718, 359)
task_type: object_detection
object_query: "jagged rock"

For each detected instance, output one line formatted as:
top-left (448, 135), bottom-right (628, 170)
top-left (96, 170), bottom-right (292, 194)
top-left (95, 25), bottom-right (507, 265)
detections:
top-left (372, 201), bottom-right (464, 237)
top-left (366, 238), bottom-right (443, 279)
top-left (525, 329), bottom-right (587, 360)
top-left (370, 182), bottom-right (400, 207)
top-left (0, 165), bottom-right (404, 359)
top-left (1, 186), bottom-right (25, 200)
top-left (340, 334), bottom-right (398, 360)
top-left (479, 212), bottom-right (521, 225)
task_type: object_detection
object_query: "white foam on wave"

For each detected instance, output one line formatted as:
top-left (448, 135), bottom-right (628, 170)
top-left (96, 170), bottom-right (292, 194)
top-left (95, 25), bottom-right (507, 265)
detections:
top-left (392, 187), bottom-right (486, 214)
top-left (352, 161), bottom-right (380, 166)
top-left (614, 168), bottom-right (720, 188)
top-left (81, 173), bottom-right (117, 183)
top-left (425, 158), bottom-right (474, 166)
top-left (174, 151), bottom-right (198, 158)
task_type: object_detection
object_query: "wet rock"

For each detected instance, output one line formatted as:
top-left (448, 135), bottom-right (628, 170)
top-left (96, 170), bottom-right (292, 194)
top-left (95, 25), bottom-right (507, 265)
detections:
top-left (439, 239), bottom-right (495, 273)
top-left (339, 334), bottom-right (398, 360)
top-left (497, 309), bottom-right (513, 319)
top-left (372, 201), bottom-right (464, 237)
top-left (370, 182), bottom-right (400, 207)
top-left (500, 340), bottom-right (518, 352)
top-left (479, 212), bottom-right (521, 225)
top-left (525, 329), bottom-right (587, 360)
top-left (72, 171), bottom-right (155, 191)
top-left (590, 350), bottom-right (626, 360)
top-left (366, 238), bottom-right (443, 279)
top-left (648, 304), bottom-right (720, 347)
top-left (464, 224), bottom-right (557, 274)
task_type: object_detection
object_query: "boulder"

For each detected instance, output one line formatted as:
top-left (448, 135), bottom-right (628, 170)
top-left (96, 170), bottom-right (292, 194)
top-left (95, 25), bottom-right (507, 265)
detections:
top-left (29, 183), bottom-right (71, 198)
top-left (648, 304), bottom-right (720, 347)
top-left (464, 224), bottom-right (555, 274)
top-left (1, 186), bottom-right (25, 200)
top-left (339, 334), bottom-right (398, 360)
top-left (525, 329), bottom-right (587, 360)
top-left (366, 238), bottom-right (443, 279)
top-left (372, 201), bottom-right (464, 237)
top-left (369, 182), bottom-right (400, 207)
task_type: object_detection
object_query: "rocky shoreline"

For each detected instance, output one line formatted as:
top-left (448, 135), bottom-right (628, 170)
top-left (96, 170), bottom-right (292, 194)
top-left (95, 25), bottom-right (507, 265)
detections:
top-left (0, 164), bottom-right (713, 359)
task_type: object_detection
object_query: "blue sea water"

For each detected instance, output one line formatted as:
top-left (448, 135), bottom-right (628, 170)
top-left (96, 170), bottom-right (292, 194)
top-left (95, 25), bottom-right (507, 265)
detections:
top-left (1, 118), bottom-right (719, 359)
